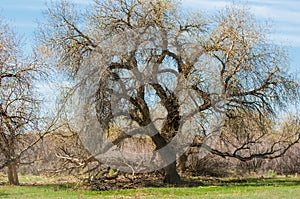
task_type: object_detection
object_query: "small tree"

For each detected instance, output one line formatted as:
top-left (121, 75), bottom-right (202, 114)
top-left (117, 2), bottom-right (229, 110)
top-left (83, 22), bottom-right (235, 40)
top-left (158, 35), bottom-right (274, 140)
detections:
top-left (40, 0), bottom-right (299, 184)
top-left (0, 18), bottom-right (54, 185)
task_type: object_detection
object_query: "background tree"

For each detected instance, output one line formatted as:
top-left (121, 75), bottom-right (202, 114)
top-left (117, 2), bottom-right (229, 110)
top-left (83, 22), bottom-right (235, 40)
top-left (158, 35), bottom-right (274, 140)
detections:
top-left (0, 17), bottom-right (56, 185)
top-left (39, 0), bottom-right (299, 184)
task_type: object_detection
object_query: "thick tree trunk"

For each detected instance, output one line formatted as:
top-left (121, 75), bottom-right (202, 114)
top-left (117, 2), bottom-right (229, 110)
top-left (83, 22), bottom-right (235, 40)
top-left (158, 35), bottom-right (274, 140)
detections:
top-left (151, 133), bottom-right (181, 184)
top-left (7, 161), bottom-right (19, 185)
top-left (163, 160), bottom-right (181, 184)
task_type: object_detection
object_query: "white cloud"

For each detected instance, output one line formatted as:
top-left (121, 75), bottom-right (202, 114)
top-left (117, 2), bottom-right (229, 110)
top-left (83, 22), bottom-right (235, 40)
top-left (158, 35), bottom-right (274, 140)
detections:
top-left (183, 0), bottom-right (228, 10)
top-left (250, 0), bottom-right (300, 8)
top-left (183, 0), bottom-right (300, 47)
top-left (271, 33), bottom-right (300, 48)
top-left (250, 4), bottom-right (300, 24)
top-left (72, 0), bottom-right (94, 5)
top-left (245, 4), bottom-right (300, 47)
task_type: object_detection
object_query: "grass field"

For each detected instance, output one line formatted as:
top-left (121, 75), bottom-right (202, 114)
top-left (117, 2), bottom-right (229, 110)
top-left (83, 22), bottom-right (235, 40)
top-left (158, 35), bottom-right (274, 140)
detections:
top-left (0, 175), bottom-right (300, 198)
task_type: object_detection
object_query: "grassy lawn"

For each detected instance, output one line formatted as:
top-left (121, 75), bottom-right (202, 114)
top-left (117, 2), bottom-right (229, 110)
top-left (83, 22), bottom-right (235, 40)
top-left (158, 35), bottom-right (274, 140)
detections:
top-left (0, 175), bottom-right (300, 198)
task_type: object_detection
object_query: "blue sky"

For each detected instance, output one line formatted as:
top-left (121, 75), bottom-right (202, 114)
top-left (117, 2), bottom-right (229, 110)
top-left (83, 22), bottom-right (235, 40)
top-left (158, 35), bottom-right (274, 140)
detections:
top-left (0, 0), bottom-right (299, 72)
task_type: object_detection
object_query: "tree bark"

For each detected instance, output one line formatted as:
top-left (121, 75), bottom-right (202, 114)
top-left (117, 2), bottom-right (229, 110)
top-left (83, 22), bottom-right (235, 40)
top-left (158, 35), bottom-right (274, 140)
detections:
top-left (7, 161), bottom-right (19, 185)
top-left (151, 133), bottom-right (181, 184)
top-left (163, 160), bottom-right (181, 184)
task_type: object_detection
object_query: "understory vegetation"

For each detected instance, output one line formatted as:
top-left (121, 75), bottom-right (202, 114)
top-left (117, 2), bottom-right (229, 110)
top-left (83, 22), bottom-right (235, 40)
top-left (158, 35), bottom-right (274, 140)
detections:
top-left (1, 131), bottom-right (300, 190)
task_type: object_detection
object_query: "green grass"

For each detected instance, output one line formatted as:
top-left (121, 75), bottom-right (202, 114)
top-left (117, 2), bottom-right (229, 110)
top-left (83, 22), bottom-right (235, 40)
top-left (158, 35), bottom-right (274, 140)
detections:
top-left (0, 176), bottom-right (300, 198)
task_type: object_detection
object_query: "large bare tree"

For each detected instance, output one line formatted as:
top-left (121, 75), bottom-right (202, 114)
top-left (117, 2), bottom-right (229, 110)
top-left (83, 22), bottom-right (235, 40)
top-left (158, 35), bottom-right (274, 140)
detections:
top-left (40, 0), bottom-right (299, 184)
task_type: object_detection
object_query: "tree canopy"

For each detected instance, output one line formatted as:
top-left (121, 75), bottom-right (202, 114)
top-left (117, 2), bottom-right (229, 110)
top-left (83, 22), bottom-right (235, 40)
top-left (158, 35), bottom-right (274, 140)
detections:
top-left (39, 0), bottom-right (300, 184)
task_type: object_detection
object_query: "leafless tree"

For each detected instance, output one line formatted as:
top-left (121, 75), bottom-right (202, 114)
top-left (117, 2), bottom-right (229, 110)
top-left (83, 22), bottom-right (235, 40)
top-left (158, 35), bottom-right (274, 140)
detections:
top-left (39, 0), bottom-right (299, 184)
top-left (0, 17), bottom-right (58, 185)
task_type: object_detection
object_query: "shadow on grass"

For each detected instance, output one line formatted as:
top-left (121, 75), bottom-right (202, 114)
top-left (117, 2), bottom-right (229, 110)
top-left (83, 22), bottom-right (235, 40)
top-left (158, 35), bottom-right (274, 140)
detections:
top-left (181, 177), bottom-right (300, 188)
top-left (0, 192), bottom-right (9, 197)
top-left (2, 176), bottom-right (299, 192)
top-left (18, 182), bottom-right (76, 191)
top-left (120, 176), bottom-right (300, 190)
